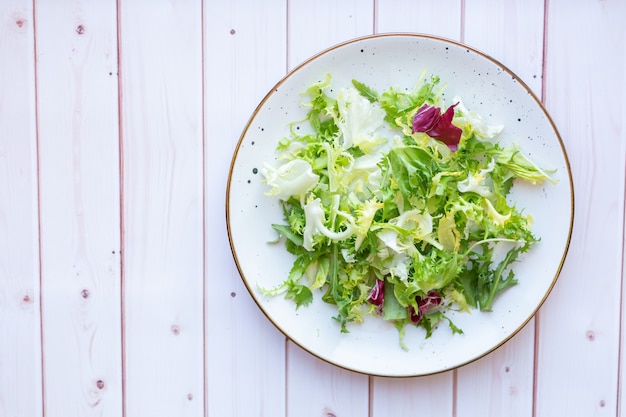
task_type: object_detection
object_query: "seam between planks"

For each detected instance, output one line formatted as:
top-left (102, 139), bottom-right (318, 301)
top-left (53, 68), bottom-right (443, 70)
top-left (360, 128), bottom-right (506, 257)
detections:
top-left (115, 1), bottom-right (127, 416)
top-left (32, 0), bottom-right (46, 415)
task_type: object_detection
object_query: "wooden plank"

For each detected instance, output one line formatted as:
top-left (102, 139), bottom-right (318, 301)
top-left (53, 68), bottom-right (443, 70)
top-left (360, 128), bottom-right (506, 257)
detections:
top-left (118, 1), bottom-right (204, 415)
top-left (537, 0), bottom-right (625, 415)
top-left (0, 2), bottom-right (43, 416)
top-left (375, 0), bottom-right (462, 40)
top-left (285, 2), bottom-right (373, 416)
top-left (456, 2), bottom-right (545, 416)
top-left (34, 1), bottom-right (122, 415)
top-left (371, 3), bottom-right (462, 415)
top-left (287, 345), bottom-right (369, 417)
top-left (372, 372), bottom-right (454, 415)
top-left (288, 0), bottom-right (375, 67)
top-left (456, 325), bottom-right (535, 417)
top-left (464, 0), bottom-right (545, 96)
top-left (203, 1), bottom-right (288, 415)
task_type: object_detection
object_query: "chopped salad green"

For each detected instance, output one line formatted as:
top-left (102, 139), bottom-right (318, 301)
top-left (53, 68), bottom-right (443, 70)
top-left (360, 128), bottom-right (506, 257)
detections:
top-left (260, 73), bottom-right (556, 348)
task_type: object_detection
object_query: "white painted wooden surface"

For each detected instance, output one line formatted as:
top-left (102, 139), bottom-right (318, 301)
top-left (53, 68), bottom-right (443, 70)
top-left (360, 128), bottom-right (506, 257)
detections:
top-left (204, 1), bottom-right (287, 416)
top-left (0, 1), bottom-right (624, 417)
top-left (35, 1), bottom-right (122, 415)
top-left (0, 1), bottom-right (41, 416)
top-left (119, 2), bottom-right (205, 416)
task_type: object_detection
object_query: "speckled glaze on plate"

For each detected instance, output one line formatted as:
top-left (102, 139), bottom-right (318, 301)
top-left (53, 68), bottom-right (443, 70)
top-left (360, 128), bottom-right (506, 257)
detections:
top-left (226, 33), bottom-right (574, 377)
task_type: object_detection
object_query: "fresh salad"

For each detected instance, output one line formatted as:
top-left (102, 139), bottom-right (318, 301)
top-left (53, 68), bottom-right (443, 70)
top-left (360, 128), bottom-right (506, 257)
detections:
top-left (260, 73), bottom-right (556, 348)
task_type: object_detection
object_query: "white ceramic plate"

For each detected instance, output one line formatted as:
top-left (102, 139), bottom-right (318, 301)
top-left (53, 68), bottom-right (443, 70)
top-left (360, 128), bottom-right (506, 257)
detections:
top-left (226, 33), bottom-right (573, 377)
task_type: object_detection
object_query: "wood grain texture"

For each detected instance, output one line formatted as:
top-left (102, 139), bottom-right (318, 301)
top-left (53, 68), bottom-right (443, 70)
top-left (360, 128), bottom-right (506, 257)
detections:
top-left (464, 0), bottom-right (545, 96)
top-left (0, 2), bottom-right (42, 416)
top-left (287, 344), bottom-right (369, 417)
top-left (457, 324), bottom-right (534, 417)
top-left (204, 1), bottom-right (288, 416)
top-left (288, 0), bottom-right (375, 68)
top-left (537, 0), bottom-right (625, 415)
top-left (371, 372), bottom-right (454, 416)
top-left (119, 1), bottom-right (204, 415)
top-left (376, 0), bottom-right (462, 39)
top-left (0, 2), bottom-right (624, 416)
top-left (35, 1), bottom-right (122, 415)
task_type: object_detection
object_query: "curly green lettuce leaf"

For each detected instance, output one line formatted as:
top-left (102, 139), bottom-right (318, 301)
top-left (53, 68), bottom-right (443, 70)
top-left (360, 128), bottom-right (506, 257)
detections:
top-left (260, 73), bottom-right (557, 348)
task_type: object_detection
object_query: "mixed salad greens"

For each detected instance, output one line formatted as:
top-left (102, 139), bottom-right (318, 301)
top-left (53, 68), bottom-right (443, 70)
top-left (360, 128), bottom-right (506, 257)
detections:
top-left (260, 73), bottom-right (556, 348)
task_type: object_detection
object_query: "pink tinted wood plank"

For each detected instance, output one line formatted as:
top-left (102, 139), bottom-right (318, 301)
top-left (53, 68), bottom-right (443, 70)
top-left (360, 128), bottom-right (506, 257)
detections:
top-left (464, 0), bottom-right (545, 97)
top-left (287, 345), bottom-right (369, 417)
top-left (34, 1), bottom-right (122, 415)
top-left (372, 372), bottom-right (454, 415)
top-left (375, 0), bottom-right (462, 39)
top-left (204, 1), bottom-right (288, 415)
top-left (456, 2), bottom-right (545, 416)
top-left (456, 325), bottom-right (535, 417)
top-left (371, 3), bottom-right (461, 415)
top-left (285, 2), bottom-right (373, 415)
top-left (288, 0), bottom-right (375, 67)
top-left (538, 0), bottom-right (625, 415)
top-left (119, 1), bottom-right (204, 415)
top-left (0, 2), bottom-right (42, 416)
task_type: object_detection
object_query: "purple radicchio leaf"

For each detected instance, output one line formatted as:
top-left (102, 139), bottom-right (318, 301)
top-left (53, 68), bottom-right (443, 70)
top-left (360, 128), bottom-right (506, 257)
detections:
top-left (367, 279), bottom-right (385, 312)
top-left (411, 104), bottom-right (440, 132)
top-left (409, 290), bottom-right (443, 323)
top-left (412, 103), bottom-right (462, 151)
